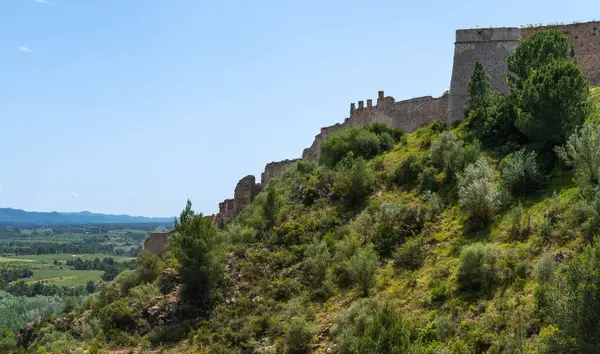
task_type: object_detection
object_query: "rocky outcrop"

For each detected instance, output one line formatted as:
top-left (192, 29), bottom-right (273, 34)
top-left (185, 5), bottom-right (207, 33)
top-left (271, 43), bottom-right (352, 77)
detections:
top-left (215, 175), bottom-right (262, 227)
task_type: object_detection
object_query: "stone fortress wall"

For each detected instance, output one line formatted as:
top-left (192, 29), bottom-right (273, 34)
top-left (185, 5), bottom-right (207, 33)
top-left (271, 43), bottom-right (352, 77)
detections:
top-left (209, 20), bottom-right (600, 226)
top-left (521, 21), bottom-right (600, 86)
top-left (144, 21), bottom-right (600, 249)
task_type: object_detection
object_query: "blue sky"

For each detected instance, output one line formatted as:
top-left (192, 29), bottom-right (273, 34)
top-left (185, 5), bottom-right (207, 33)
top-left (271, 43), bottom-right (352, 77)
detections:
top-left (0, 0), bottom-right (596, 217)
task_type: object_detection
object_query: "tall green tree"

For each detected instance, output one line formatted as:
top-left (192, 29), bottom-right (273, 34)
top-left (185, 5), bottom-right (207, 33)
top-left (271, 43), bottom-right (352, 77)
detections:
top-left (466, 61), bottom-right (493, 121)
top-left (169, 200), bottom-right (222, 314)
top-left (515, 59), bottom-right (591, 147)
top-left (507, 30), bottom-right (576, 89)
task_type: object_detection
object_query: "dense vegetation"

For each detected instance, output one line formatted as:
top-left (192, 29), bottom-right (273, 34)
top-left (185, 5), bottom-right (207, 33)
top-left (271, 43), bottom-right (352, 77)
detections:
top-left (5, 29), bottom-right (600, 353)
top-left (0, 224), bottom-right (162, 345)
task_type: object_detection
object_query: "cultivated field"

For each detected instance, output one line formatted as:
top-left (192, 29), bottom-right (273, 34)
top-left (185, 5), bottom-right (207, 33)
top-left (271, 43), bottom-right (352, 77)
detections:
top-left (8, 253), bottom-right (135, 262)
top-left (24, 269), bottom-right (104, 287)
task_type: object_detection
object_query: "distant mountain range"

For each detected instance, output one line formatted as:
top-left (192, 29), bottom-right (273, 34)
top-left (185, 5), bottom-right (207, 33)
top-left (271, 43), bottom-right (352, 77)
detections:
top-left (0, 208), bottom-right (174, 226)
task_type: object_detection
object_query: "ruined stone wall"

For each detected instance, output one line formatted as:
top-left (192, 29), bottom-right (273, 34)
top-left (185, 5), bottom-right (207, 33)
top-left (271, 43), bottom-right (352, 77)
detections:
top-left (261, 159), bottom-right (301, 187)
top-left (448, 27), bottom-right (521, 123)
top-left (234, 175), bottom-right (261, 216)
top-left (302, 90), bottom-right (448, 162)
top-left (215, 198), bottom-right (235, 227)
top-left (214, 175), bottom-right (262, 227)
top-left (143, 230), bottom-right (174, 256)
top-left (521, 21), bottom-right (600, 86)
top-left (211, 20), bottom-right (600, 227)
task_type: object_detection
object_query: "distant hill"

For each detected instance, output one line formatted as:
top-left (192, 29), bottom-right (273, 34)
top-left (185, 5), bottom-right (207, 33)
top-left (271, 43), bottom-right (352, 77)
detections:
top-left (0, 208), bottom-right (174, 226)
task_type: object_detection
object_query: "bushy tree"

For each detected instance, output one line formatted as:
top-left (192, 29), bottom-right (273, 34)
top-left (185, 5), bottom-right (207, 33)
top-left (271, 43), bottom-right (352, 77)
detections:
top-left (456, 242), bottom-right (503, 294)
top-left (500, 149), bottom-right (543, 196)
top-left (332, 153), bottom-right (375, 208)
top-left (371, 202), bottom-right (423, 257)
top-left (465, 62), bottom-right (525, 148)
top-left (283, 317), bottom-right (316, 354)
top-left (135, 250), bottom-right (163, 284)
top-left (507, 30), bottom-right (576, 90)
top-left (319, 124), bottom-right (404, 167)
top-left (458, 158), bottom-right (500, 225)
top-left (393, 233), bottom-right (427, 270)
top-left (430, 131), bottom-right (480, 179)
top-left (515, 59), bottom-right (592, 147)
top-left (169, 200), bottom-right (223, 314)
top-left (392, 153), bottom-right (426, 187)
top-left (556, 123), bottom-right (600, 188)
top-left (466, 61), bottom-right (496, 133)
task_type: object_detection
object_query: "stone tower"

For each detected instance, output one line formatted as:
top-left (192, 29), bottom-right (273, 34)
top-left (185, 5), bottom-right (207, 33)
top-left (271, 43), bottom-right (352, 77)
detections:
top-left (447, 27), bottom-right (521, 123)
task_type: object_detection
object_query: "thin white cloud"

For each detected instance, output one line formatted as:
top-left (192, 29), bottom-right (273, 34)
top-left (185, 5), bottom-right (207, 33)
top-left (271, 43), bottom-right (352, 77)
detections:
top-left (0, 184), bottom-right (4, 194)
top-left (34, 0), bottom-right (52, 5)
top-left (17, 46), bottom-right (32, 53)
top-left (69, 191), bottom-right (79, 197)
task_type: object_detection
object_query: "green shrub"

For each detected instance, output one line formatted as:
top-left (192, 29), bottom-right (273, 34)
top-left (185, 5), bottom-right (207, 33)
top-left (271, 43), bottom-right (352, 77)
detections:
top-left (539, 241), bottom-right (600, 351)
top-left (221, 222), bottom-right (258, 244)
top-left (283, 317), bottom-right (316, 354)
top-left (500, 149), bottom-right (543, 197)
top-left (507, 204), bottom-right (532, 240)
top-left (303, 241), bottom-right (334, 300)
top-left (349, 244), bottom-right (379, 297)
top-left (98, 298), bottom-right (138, 333)
top-left (430, 131), bottom-right (480, 179)
top-left (569, 189), bottom-right (600, 242)
top-left (331, 234), bottom-right (361, 289)
top-left (417, 166), bottom-right (440, 192)
top-left (0, 329), bottom-right (17, 353)
top-left (393, 234), bottom-right (427, 271)
top-left (332, 153), bottom-right (375, 208)
top-left (331, 297), bottom-right (382, 354)
top-left (372, 202), bottom-right (424, 257)
top-left (456, 243), bottom-right (503, 294)
top-left (272, 278), bottom-right (304, 301)
top-left (331, 299), bottom-right (423, 354)
top-left (355, 305), bottom-right (421, 354)
top-left (533, 254), bottom-right (557, 285)
top-left (421, 191), bottom-right (444, 221)
top-left (458, 158), bottom-right (500, 226)
top-left (319, 124), bottom-right (404, 167)
top-left (556, 123), bottom-right (600, 189)
top-left (392, 154), bottom-right (426, 187)
top-left (135, 250), bottom-right (163, 284)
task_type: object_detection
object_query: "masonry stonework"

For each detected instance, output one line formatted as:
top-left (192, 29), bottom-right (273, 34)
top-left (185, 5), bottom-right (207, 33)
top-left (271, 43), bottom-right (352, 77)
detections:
top-left (143, 230), bottom-right (175, 256)
top-left (212, 20), bottom-right (600, 225)
top-left (521, 22), bottom-right (600, 86)
top-left (448, 27), bottom-right (520, 123)
top-left (302, 91), bottom-right (449, 161)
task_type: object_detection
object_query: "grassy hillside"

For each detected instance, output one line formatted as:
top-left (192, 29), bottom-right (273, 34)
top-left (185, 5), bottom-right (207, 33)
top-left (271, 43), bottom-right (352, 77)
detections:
top-left (6, 32), bottom-right (600, 354)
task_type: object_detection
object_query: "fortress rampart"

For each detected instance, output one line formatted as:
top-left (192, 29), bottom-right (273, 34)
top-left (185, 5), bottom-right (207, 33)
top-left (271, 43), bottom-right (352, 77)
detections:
top-left (158, 20), bottom-right (600, 235)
